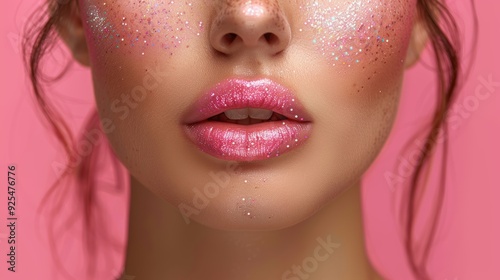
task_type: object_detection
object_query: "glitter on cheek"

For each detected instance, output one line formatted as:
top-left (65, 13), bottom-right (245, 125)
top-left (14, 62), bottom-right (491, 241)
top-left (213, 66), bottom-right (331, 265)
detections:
top-left (82, 0), bottom-right (204, 56)
top-left (300, 0), bottom-right (414, 67)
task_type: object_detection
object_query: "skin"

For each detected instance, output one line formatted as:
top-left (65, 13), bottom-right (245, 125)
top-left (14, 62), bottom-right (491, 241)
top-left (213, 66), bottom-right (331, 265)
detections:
top-left (58, 0), bottom-right (428, 279)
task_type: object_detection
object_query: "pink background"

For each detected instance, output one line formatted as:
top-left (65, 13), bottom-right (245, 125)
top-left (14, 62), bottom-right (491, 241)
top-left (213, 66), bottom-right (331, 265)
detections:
top-left (1, 0), bottom-right (499, 279)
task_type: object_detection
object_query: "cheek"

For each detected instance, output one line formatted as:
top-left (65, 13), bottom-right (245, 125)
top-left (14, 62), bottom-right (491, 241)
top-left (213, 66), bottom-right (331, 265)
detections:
top-left (80, 0), bottom-right (204, 58)
top-left (291, 0), bottom-right (418, 191)
top-left (300, 0), bottom-right (416, 67)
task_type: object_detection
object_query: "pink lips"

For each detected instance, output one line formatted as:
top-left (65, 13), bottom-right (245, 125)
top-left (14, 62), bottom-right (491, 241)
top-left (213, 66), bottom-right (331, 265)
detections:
top-left (182, 78), bottom-right (313, 161)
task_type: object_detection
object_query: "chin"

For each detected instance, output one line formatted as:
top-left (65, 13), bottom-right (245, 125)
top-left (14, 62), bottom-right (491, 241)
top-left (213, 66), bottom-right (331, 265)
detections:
top-left (180, 186), bottom-right (328, 232)
top-left (165, 151), bottom-right (354, 232)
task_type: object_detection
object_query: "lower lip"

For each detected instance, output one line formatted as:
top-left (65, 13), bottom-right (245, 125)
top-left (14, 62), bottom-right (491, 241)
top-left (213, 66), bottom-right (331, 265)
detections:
top-left (184, 120), bottom-right (312, 161)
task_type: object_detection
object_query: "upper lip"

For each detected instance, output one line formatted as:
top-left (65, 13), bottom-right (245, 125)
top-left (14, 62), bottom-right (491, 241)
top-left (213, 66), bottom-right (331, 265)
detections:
top-left (183, 78), bottom-right (312, 124)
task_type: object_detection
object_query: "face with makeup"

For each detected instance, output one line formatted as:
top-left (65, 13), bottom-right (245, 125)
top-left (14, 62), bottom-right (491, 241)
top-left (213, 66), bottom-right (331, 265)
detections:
top-left (66, 0), bottom-right (423, 230)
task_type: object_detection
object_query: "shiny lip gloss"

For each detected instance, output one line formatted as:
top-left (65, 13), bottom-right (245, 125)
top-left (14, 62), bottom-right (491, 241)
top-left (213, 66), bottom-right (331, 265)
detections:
top-left (182, 78), bottom-right (313, 162)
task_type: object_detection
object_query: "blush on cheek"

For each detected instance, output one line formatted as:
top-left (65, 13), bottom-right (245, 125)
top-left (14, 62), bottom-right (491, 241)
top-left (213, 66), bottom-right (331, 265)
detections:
top-left (81, 0), bottom-right (204, 57)
top-left (300, 0), bottom-right (416, 67)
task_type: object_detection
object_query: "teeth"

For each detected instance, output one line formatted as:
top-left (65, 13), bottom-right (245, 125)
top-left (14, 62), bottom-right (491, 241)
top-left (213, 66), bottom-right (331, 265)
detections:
top-left (223, 108), bottom-right (248, 120)
top-left (223, 108), bottom-right (274, 120)
top-left (249, 108), bottom-right (273, 120)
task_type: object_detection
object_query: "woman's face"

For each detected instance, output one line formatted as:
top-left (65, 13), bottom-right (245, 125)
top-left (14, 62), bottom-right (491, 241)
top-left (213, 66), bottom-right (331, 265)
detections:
top-left (78, 0), bottom-right (417, 230)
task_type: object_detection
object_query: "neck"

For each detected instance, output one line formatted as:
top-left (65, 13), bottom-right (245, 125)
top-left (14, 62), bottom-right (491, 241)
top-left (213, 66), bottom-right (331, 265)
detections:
top-left (123, 175), bottom-right (383, 280)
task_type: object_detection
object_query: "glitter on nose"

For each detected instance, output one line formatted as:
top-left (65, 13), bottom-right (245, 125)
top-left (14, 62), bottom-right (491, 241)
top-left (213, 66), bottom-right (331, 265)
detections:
top-left (243, 4), bottom-right (265, 17)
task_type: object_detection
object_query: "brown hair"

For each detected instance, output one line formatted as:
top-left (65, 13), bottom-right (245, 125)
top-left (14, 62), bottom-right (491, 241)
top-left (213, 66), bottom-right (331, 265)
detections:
top-left (23, 0), bottom-right (472, 279)
top-left (404, 1), bottom-right (461, 278)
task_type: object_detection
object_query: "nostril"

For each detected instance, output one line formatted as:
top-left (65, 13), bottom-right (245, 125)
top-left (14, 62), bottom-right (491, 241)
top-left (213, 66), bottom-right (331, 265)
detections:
top-left (263, 32), bottom-right (279, 46)
top-left (209, 1), bottom-right (291, 56)
top-left (222, 33), bottom-right (238, 47)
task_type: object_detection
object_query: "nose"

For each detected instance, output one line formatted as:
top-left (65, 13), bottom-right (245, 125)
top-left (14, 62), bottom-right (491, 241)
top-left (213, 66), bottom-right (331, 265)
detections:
top-left (209, 0), bottom-right (292, 56)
